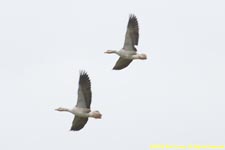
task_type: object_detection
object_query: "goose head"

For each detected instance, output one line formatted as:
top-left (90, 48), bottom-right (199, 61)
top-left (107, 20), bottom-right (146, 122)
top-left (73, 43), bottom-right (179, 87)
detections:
top-left (55, 107), bottom-right (69, 112)
top-left (104, 50), bottom-right (117, 54)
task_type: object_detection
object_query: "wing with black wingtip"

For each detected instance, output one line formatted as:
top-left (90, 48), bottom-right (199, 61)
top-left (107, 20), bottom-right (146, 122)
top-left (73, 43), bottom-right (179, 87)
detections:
top-left (113, 57), bottom-right (133, 70)
top-left (123, 14), bottom-right (139, 51)
top-left (76, 71), bottom-right (92, 109)
top-left (70, 116), bottom-right (88, 131)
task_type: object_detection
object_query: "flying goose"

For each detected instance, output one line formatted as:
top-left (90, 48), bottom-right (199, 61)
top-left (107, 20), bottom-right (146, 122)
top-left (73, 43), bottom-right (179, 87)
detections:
top-left (104, 14), bottom-right (147, 70)
top-left (55, 71), bottom-right (102, 131)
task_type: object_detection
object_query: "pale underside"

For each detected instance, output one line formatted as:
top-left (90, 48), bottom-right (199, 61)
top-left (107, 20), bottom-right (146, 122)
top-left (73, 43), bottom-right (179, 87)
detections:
top-left (70, 107), bottom-right (91, 131)
top-left (71, 71), bottom-right (92, 131)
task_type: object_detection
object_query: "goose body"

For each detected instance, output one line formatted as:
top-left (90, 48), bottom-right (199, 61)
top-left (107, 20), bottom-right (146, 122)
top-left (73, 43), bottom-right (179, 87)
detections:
top-left (55, 71), bottom-right (101, 131)
top-left (105, 14), bottom-right (147, 70)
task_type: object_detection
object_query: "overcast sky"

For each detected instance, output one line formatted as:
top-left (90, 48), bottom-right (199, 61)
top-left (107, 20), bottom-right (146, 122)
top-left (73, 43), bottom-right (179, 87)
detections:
top-left (0, 0), bottom-right (225, 149)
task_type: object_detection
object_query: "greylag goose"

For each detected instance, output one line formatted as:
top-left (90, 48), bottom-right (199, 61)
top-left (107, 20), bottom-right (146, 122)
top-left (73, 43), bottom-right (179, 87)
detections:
top-left (105, 14), bottom-right (147, 70)
top-left (55, 71), bottom-right (102, 131)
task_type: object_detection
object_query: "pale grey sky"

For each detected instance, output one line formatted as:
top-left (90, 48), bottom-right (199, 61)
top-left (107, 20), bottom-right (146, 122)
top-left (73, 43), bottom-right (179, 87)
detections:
top-left (0, 0), bottom-right (225, 149)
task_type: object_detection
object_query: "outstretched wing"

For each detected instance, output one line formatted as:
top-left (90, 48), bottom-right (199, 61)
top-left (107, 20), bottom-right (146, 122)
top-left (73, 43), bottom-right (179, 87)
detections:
top-left (76, 71), bottom-right (92, 109)
top-left (123, 14), bottom-right (139, 51)
top-left (113, 57), bottom-right (133, 70)
top-left (70, 116), bottom-right (88, 131)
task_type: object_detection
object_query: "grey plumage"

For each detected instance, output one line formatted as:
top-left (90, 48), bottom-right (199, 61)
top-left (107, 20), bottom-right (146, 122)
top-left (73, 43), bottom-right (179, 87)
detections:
top-left (71, 117), bottom-right (88, 131)
top-left (123, 14), bottom-right (139, 51)
top-left (113, 57), bottom-right (133, 70)
top-left (75, 71), bottom-right (92, 109)
top-left (112, 14), bottom-right (139, 70)
top-left (56, 70), bottom-right (101, 131)
top-left (71, 71), bottom-right (92, 131)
